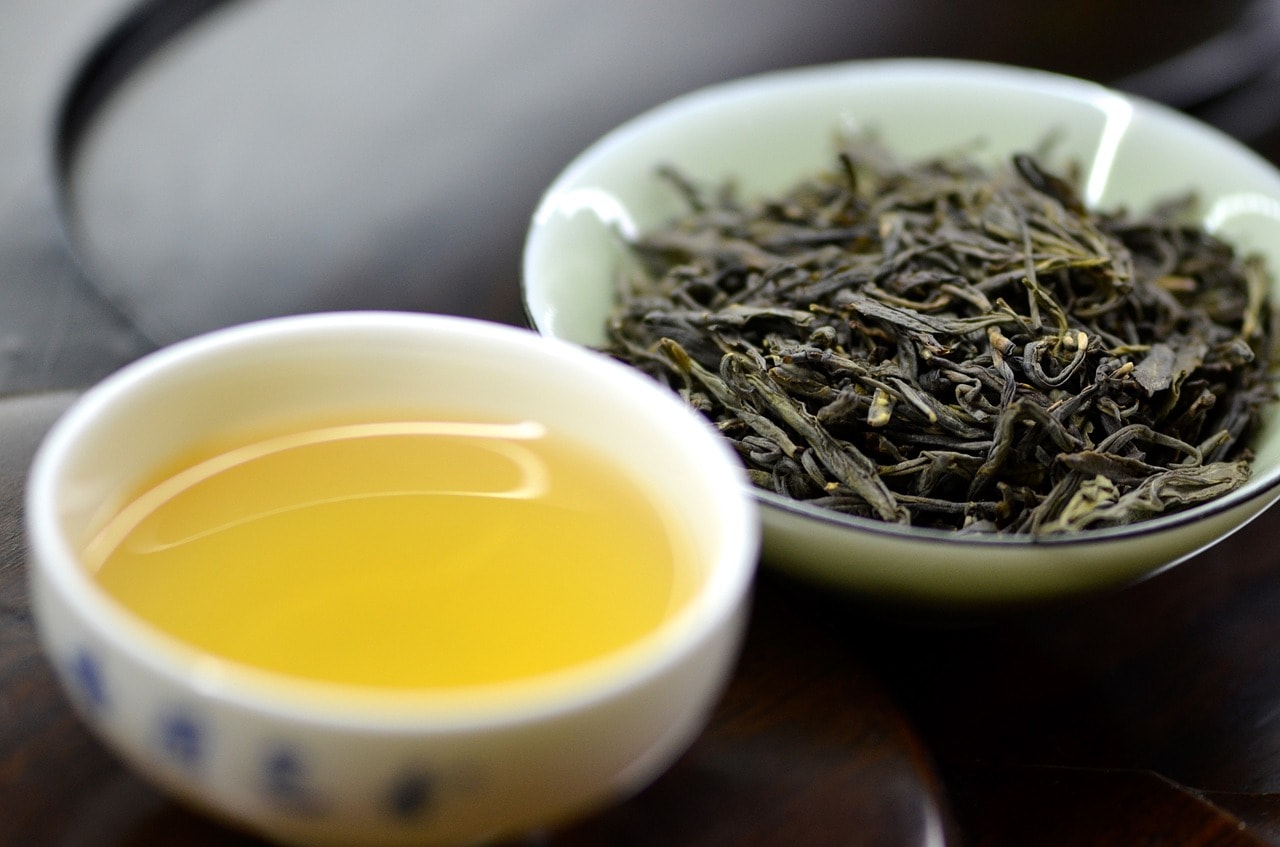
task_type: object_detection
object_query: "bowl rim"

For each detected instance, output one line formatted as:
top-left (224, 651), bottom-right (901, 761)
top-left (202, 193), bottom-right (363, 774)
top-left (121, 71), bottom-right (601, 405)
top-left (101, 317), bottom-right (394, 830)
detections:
top-left (25, 311), bottom-right (760, 728)
top-left (520, 56), bottom-right (1280, 549)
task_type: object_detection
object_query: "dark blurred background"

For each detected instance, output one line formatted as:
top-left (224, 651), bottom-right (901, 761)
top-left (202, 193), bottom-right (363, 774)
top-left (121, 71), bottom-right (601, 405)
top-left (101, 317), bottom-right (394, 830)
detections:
top-left (4, 0), bottom-right (1280, 393)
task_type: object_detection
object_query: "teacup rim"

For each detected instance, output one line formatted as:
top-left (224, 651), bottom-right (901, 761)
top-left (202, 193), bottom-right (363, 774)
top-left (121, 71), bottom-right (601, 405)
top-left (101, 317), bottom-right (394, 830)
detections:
top-left (25, 310), bottom-right (760, 727)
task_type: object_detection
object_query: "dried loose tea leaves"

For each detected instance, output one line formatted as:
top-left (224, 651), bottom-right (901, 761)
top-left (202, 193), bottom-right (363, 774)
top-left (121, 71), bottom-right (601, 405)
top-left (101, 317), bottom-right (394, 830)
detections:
top-left (604, 136), bottom-right (1278, 534)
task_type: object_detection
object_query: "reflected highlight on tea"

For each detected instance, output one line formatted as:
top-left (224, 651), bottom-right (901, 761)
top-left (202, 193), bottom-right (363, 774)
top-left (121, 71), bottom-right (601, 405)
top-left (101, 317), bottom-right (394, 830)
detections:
top-left (85, 419), bottom-right (699, 689)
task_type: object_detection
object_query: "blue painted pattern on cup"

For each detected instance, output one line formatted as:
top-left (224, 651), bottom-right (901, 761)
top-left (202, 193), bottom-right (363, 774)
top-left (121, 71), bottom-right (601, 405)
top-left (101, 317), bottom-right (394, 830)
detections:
top-left (66, 647), bottom-right (108, 714)
top-left (158, 708), bottom-right (204, 768)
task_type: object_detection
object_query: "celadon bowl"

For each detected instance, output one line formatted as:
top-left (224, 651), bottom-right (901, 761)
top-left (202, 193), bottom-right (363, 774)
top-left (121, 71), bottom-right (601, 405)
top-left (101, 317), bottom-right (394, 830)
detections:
top-left (25, 312), bottom-right (759, 846)
top-left (521, 58), bottom-right (1280, 609)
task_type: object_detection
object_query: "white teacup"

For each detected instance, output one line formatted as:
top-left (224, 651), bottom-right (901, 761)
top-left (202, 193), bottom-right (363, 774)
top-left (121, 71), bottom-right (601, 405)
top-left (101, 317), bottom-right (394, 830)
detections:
top-left (25, 311), bottom-right (759, 846)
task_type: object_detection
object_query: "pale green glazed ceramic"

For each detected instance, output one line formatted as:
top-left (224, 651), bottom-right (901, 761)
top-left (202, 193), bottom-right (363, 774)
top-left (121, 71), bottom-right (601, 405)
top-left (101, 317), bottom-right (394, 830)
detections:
top-left (522, 58), bottom-right (1280, 609)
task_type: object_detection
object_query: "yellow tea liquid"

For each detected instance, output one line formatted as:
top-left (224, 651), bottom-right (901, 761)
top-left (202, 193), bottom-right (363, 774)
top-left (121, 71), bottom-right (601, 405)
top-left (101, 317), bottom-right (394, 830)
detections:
top-left (85, 420), bottom-right (698, 689)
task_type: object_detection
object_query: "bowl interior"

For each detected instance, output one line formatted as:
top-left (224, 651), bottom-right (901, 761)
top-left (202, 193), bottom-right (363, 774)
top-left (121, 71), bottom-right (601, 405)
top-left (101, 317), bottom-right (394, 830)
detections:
top-left (522, 59), bottom-right (1280, 602)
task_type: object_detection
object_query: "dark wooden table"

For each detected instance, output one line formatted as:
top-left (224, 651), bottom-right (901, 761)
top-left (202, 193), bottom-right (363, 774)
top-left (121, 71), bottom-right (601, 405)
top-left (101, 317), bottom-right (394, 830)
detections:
top-left (7, 2), bottom-right (1280, 844)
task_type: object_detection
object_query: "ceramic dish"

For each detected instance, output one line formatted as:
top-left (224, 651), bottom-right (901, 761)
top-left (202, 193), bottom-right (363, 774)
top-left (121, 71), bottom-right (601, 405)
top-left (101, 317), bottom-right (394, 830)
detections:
top-left (522, 58), bottom-right (1280, 609)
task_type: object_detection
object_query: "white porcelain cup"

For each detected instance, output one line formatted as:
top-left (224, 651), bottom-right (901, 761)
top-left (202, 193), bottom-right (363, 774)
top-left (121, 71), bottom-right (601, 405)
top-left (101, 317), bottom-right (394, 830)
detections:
top-left (25, 311), bottom-right (759, 846)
